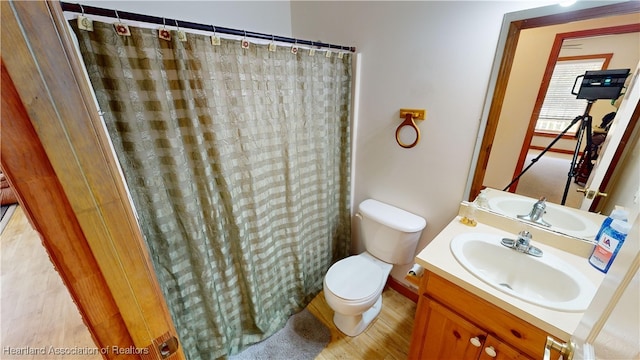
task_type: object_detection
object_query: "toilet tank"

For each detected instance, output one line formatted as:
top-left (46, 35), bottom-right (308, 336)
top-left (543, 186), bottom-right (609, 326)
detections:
top-left (358, 199), bottom-right (427, 265)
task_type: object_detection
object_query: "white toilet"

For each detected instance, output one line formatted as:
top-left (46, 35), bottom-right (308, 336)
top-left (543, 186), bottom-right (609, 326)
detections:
top-left (323, 199), bottom-right (426, 336)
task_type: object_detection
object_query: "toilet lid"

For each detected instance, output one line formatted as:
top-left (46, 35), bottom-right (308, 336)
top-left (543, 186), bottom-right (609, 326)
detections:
top-left (325, 256), bottom-right (383, 301)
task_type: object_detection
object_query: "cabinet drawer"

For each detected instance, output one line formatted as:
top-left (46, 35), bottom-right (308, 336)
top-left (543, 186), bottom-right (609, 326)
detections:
top-left (421, 272), bottom-right (565, 359)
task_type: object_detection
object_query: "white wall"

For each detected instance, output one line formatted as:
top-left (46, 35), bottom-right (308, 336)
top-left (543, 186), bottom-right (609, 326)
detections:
top-left (76, 1), bottom-right (292, 36)
top-left (72, 1), bottom-right (631, 286)
top-left (593, 269), bottom-right (640, 359)
top-left (603, 124), bottom-right (640, 217)
top-left (290, 1), bottom-right (561, 282)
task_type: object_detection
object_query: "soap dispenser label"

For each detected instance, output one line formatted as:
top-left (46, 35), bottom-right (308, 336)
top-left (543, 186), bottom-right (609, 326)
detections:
top-left (589, 234), bottom-right (619, 271)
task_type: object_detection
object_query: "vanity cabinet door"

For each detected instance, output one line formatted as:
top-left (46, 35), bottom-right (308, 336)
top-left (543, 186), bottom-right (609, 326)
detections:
top-left (478, 335), bottom-right (533, 360)
top-left (411, 296), bottom-right (486, 360)
top-left (422, 272), bottom-right (566, 359)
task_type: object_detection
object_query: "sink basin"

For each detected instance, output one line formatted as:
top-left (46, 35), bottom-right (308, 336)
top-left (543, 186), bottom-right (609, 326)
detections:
top-left (487, 196), bottom-right (599, 238)
top-left (450, 233), bottom-right (596, 312)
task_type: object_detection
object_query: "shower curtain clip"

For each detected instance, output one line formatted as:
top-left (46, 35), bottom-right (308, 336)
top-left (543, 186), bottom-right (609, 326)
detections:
top-left (396, 109), bottom-right (426, 149)
top-left (159, 18), bottom-right (171, 41)
top-left (77, 4), bottom-right (94, 31)
top-left (241, 30), bottom-right (250, 49)
top-left (174, 19), bottom-right (187, 42)
top-left (211, 26), bottom-right (221, 46)
top-left (268, 35), bottom-right (277, 52)
top-left (113, 10), bottom-right (131, 36)
top-left (309, 41), bottom-right (316, 56)
top-left (325, 44), bottom-right (332, 58)
top-left (291, 39), bottom-right (299, 55)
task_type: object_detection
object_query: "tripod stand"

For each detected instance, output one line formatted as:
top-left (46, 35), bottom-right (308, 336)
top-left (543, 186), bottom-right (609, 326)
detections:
top-left (503, 100), bottom-right (595, 205)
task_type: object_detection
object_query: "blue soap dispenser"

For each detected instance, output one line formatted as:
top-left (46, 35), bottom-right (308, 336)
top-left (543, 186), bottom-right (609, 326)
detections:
top-left (589, 219), bottom-right (631, 273)
top-left (594, 208), bottom-right (628, 241)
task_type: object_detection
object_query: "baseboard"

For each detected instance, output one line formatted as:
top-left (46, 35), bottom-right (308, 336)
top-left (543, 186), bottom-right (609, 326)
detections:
top-left (529, 145), bottom-right (583, 156)
top-left (387, 277), bottom-right (418, 303)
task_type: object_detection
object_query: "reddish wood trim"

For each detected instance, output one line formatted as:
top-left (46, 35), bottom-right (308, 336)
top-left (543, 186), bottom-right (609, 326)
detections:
top-left (1, 61), bottom-right (136, 357)
top-left (555, 23), bottom-right (640, 40)
top-left (521, 2), bottom-right (640, 29)
top-left (529, 146), bottom-right (583, 157)
top-left (534, 131), bottom-right (576, 140)
top-left (559, 53), bottom-right (613, 64)
top-left (387, 277), bottom-right (419, 303)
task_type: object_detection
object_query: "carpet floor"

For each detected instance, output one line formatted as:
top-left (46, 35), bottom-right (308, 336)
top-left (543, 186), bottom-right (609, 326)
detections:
top-left (516, 150), bottom-right (583, 209)
top-left (229, 308), bottom-right (330, 360)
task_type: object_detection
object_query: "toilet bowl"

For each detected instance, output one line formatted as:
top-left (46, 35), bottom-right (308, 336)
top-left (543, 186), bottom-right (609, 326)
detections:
top-left (323, 199), bottom-right (426, 336)
top-left (323, 252), bottom-right (392, 336)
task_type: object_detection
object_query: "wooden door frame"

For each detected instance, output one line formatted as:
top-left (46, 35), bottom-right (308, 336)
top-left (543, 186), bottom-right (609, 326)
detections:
top-left (2, 61), bottom-right (137, 358)
top-left (1, 1), bottom-right (184, 359)
top-left (468, 1), bottom-right (640, 201)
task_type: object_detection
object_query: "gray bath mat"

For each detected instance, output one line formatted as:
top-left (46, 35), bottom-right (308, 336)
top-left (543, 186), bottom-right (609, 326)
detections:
top-left (230, 309), bottom-right (330, 360)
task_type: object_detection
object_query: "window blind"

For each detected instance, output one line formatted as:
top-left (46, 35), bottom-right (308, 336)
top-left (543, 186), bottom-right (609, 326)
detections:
top-left (536, 58), bottom-right (605, 132)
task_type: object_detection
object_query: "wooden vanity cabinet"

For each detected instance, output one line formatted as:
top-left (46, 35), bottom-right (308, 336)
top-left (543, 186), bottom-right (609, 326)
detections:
top-left (412, 297), bottom-right (485, 359)
top-left (409, 271), bottom-right (565, 360)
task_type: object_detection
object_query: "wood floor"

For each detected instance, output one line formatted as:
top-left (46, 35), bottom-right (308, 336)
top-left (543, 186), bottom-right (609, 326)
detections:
top-left (1, 205), bottom-right (417, 359)
top-left (308, 288), bottom-right (417, 359)
top-left (0, 206), bottom-right (101, 360)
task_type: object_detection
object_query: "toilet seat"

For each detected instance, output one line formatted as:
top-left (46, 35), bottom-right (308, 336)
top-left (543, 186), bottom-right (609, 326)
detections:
top-left (325, 256), bottom-right (384, 301)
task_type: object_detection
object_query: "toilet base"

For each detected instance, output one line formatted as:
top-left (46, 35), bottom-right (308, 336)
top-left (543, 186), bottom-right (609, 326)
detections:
top-left (333, 296), bottom-right (382, 336)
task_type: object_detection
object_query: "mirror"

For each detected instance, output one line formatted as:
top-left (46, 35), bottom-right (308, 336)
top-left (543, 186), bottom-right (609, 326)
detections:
top-left (488, 28), bottom-right (638, 209)
top-left (468, 3), bottom-right (640, 210)
top-left (467, 2), bottom-right (640, 242)
top-left (475, 187), bottom-right (606, 241)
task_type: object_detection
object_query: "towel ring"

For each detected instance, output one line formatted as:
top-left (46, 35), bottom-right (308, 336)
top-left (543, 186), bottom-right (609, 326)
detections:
top-left (396, 113), bottom-right (421, 148)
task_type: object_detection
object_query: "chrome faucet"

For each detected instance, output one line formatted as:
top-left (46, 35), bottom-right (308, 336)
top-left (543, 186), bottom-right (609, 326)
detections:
top-left (517, 197), bottom-right (551, 227)
top-left (501, 230), bottom-right (543, 257)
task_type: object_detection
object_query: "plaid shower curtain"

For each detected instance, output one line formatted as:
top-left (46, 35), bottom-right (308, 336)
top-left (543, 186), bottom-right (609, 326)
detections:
top-left (71, 20), bottom-right (351, 359)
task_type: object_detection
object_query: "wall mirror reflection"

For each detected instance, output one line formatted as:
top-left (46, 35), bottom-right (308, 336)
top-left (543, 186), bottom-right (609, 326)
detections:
top-left (469, 3), bottom-right (639, 235)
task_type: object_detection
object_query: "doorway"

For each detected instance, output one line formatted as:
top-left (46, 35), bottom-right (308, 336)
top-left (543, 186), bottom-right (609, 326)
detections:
top-left (0, 206), bottom-right (101, 359)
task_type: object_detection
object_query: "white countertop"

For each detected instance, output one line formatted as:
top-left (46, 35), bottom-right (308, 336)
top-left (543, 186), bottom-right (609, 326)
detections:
top-left (415, 215), bottom-right (605, 340)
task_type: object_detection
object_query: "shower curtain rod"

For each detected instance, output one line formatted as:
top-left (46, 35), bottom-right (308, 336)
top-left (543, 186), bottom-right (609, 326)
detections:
top-left (60, 2), bottom-right (356, 52)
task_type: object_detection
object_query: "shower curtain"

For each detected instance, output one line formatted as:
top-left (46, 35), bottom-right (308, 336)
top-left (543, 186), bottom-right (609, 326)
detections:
top-left (71, 21), bottom-right (351, 359)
